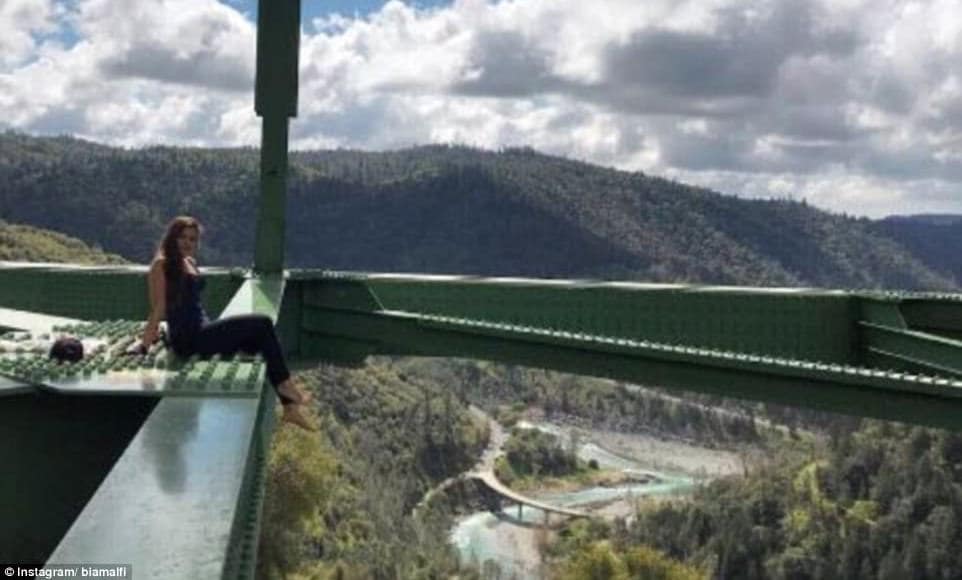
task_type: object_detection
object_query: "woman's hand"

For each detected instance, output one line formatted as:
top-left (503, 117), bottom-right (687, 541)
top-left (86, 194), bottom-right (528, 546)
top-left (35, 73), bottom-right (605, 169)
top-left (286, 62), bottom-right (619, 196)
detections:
top-left (141, 257), bottom-right (166, 353)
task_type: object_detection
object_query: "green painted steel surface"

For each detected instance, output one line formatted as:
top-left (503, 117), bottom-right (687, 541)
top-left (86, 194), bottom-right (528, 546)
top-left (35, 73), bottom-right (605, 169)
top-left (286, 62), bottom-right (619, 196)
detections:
top-left (253, 0), bottom-right (300, 274)
top-left (220, 275), bottom-right (286, 320)
top-left (294, 273), bottom-right (857, 362)
top-left (0, 394), bottom-right (157, 564)
top-left (226, 368), bottom-right (278, 580)
top-left (0, 271), bottom-right (283, 576)
top-left (291, 272), bottom-right (962, 430)
top-left (309, 273), bottom-right (857, 363)
top-left (294, 304), bottom-right (962, 429)
top-left (0, 375), bottom-right (32, 396)
top-left (0, 263), bottom-right (242, 322)
top-left (254, 0), bottom-right (299, 119)
top-left (47, 397), bottom-right (262, 578)
top-left (0, 307), bottom-right (83, 334)
top-left (859, 322), bottom-right (962, 378)
top-left (0, 320), bottom-right (266, 398)
top-left (901, 297), bottom-right (962, 341)
top-left (254, 116), bottom-right (291, 274)
top-left (210, 275), bottom-right (285, 580)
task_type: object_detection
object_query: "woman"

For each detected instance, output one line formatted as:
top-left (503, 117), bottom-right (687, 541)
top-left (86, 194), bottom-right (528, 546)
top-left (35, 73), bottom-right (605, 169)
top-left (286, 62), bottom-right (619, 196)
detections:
top-left (139, 216), bottom-right (314, 430)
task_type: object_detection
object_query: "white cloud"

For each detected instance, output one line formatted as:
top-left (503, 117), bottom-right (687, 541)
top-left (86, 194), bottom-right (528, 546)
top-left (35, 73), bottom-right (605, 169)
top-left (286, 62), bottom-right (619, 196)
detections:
top-left (1, 0), bottom-right (961, 217)
top-left (291, 0), bottom-right (962, 216)
top-left (0, 0), bottom-right (257, 146)
top-left (85, 0), bottom-right (254, 91)
top-left (0, 0), bottom-right (58, 67)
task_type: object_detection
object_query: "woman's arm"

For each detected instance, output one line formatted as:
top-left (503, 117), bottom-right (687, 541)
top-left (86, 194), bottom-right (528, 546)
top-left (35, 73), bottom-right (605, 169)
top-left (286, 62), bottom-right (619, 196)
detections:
top-left (141, 258), bottom-right (166, 348)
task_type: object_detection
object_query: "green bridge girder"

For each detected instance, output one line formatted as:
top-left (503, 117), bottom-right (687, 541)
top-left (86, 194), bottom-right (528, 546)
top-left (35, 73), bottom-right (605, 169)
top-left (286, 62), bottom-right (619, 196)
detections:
top-left (1, 264), bottom-right (961, 433)
top-left (0, 266), bottom-right (284, 577)
top-left (289, 272), bottom-right (962, 430)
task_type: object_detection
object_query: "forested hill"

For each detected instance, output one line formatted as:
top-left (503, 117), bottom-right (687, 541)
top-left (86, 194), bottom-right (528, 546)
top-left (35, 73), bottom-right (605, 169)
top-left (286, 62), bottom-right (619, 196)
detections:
top-left (874, 215), bottom-right (962, 287)
top-left (0, 221), bottom-right (126, 264)
top-left (0, 131), bottom-right (955, 290)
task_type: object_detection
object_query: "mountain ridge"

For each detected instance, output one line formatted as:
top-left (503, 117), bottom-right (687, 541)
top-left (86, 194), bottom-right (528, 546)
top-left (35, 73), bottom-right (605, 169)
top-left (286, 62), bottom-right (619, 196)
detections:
top-left (0, 131), bottom-right (955, 291)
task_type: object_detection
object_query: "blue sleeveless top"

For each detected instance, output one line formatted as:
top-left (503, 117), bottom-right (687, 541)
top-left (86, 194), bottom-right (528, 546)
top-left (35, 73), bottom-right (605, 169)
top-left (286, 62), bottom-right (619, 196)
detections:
top-left (166, 274), bottom-right (208, 347)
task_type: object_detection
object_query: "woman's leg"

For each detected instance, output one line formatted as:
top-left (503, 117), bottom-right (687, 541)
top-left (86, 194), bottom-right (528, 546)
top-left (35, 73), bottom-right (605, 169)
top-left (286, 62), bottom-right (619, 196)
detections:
top-left (190, 314), bottom-right (296, 403)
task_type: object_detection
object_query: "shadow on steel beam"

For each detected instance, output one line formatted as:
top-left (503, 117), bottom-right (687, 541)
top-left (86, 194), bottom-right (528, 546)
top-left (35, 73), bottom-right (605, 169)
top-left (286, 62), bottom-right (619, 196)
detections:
top-left (0, 392), bottom-right (157, 563)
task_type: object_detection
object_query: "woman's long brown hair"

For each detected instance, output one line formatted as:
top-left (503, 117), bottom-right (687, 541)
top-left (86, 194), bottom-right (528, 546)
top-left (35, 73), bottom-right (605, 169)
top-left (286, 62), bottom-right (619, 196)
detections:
top-left (156, 216), bottom-right (202, 306)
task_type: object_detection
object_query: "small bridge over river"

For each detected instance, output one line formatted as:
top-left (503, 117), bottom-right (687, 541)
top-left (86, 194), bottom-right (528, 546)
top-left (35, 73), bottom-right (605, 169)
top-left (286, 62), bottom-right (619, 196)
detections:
top-left (470, 471), bottom-right (588, 519)
top-left (421, 407), bottom-right (588, 520)
top-left (421, 469), bottom-right (589, 520)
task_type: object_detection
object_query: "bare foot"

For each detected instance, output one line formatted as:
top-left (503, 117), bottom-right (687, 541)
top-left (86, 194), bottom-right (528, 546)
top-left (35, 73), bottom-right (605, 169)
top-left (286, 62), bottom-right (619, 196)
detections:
top-left (277, 380), bottom-right (312, 405)
top-left (281, 404), bottom-right (316, 431)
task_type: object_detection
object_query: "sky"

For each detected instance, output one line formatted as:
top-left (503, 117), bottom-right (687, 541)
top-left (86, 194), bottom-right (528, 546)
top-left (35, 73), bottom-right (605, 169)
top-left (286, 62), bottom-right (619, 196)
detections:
top-left (1, 0), bottom-right (960, 218)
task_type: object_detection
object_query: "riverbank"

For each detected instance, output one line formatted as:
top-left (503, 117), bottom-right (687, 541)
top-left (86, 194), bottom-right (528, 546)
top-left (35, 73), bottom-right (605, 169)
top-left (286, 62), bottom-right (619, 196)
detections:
top-left (451, 511), bottom-right (548, 578)
top-left (586, 428), bottom-right (745, 477)
top-left (504, 466), bottom-right (659, 495)
top-left (516, 415), bottom-right (747, 478)
top-left (494, 417), bottom-right (747, 520)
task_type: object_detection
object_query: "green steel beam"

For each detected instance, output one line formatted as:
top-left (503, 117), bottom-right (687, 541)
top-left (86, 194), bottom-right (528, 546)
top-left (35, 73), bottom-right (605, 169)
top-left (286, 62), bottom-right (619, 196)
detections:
top-left (901, 298), bottom-right (962, 341)
top-left (289, 272), bottom-right (962, 430)
top-left (219, 275), bottom-right (286, 321)
top-left (0, 274), bottom-right (283, 576)
top-left (0, 375), bottom-right (32, 397)
top-left (0, 395), bottom-right (157, 564)
top-left (291, 273), bottom-right (858, 363)
top-left (859, 322), bottom-right (962, 378)
top-left (205, 274), bottom-right (285, 580)
top-left (0, 263), bottom-right (242, 321)
top-left (2, 266), bottom-right (960, 432)
top-left (46, 397), bottom-right (263, 579)
top-left (253, 0), bottom-right (301, 274)
top-left (296, 306), bottom-right (962, 430)
top-left (858, 296), bottom-right (907, 329)
top-left (0, 307), bottom-right (83, 335)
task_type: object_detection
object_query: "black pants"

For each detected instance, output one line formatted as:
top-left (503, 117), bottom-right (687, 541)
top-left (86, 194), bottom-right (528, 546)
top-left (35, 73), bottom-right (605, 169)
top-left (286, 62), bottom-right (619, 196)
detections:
top-left (172, 314), bottom-right (294, 404)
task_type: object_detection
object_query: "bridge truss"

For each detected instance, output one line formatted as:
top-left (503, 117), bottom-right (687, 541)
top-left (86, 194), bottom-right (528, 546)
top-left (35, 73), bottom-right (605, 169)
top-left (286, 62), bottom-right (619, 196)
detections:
top-left (2, 0), bottom-right (962, 577)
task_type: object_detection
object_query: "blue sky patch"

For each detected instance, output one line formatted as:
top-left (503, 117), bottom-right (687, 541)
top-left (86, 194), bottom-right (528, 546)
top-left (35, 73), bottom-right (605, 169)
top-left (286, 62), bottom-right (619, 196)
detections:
top-left (228, 0), bottom-right (453, 23)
